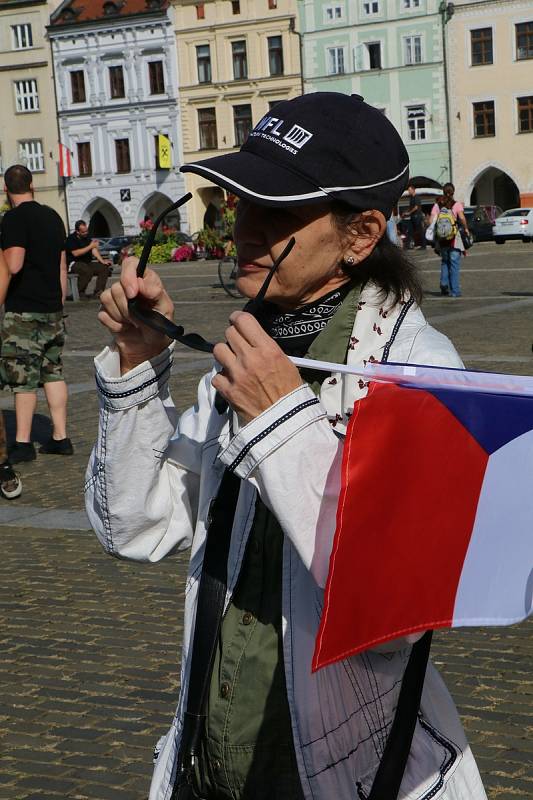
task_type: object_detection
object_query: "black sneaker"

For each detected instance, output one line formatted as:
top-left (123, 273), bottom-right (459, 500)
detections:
top-left (0, 462), bottom-right (22, 499)
top-left (8, 441), bottom-right (36, 463)
top-left (39, 437), bottom-right (74, 455)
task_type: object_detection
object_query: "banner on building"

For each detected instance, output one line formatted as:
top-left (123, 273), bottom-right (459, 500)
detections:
top-left (158, 134), bottom-right (172, 169)
top-left (59, 143), bottom-right (72, 178)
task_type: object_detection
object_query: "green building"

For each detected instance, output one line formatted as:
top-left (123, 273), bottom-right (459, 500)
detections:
top-left (299, 0), bottom-right (452, 186)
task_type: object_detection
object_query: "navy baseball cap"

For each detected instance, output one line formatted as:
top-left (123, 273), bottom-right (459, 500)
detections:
top-left (180, 93), bottom-right (409, 217)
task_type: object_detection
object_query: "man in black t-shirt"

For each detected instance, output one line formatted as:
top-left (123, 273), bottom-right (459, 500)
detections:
top-left (1, 164), bottom-right (73, 463)
top-left (65, 220), bottom-right (111, 299)
top-left (401, 182), bottom-right (427, 250)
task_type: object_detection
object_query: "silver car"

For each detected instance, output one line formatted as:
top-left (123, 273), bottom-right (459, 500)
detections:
top-left (493, 208), bottom-right (533, 244)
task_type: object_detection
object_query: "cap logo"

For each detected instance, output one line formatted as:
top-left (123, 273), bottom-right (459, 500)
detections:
top-left (283, 125), bottom-right (313, 149)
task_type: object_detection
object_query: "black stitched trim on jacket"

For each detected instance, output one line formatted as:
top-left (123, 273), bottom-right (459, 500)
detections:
top-left (227, 397), bottom-right (321, 473)
top-left (95, 361), bottom-right (171, 400)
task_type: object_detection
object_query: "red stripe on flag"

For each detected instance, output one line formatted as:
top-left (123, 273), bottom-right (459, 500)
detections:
top-left (313, 382), bottom-right (488, 671)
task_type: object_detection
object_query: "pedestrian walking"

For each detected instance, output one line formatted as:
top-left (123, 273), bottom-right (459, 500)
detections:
top-left (430, 183), bottom-right (470, 297)
top-left (0, 248), bottom-right (22, 498)
top-left (87, 94), bottom-right (486, 800)
top-left (65, 220), bottom-right (112, 300)
top-left (1, 164), bottom-right (73, 462)
top-left (402, 182), bottom-right (426, 249)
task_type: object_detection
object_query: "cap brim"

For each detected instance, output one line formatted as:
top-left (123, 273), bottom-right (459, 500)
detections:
top-left (181, 151), bottom-right (329, 207)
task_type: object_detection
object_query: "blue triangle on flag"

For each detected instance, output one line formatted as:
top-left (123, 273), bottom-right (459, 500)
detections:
top-left (428, 387), bottom-right (533, 455)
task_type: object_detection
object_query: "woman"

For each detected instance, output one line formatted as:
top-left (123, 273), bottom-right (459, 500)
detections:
top-left (0, 249), bottom-right (22, 499)
top-left (430, 184), bottom-right (470, 297)
top-left (87, 94), bottom-right (486, 800)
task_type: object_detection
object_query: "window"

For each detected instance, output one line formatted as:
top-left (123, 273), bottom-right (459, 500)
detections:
top-left (14, 79), bottom-right (39, 112)
top-left (268, 35), bottom-right (283, 75)
top-left (148, 61), bottom-right (165, 94)
top-left (362, 1), bottom-right (379, 14)
top-left (19, 139), bottom-right (44, 171)
top-left (404, 36), bottom-right (422, 65)
top-left (406, 105), bottom-right (426, 141)
top-left (11, 24), bottom-right (33, 49)
top-left (234, 104), bottom-right (252, 146)
top-left (196, 3), bottom-right (205, 18)
top-left (367, 42), bottom-right (382, 69)
top-left (70, 70), bottom-right (86, 103)
top-left (473, 101), bottom-right (495, 137)
top-left (403, 0), bottom-right (420, 8)
top-left (518, 96), bottom-right (533, 133)
top-left (268, 0), bottom-right (277, 8)
top-left (327, 47), bottom-right (345, 74)
top-left (232, 40), bottom-right (247, 80)
top-left (325, 5), bottom-right (343, 21)
top-left (196, 45), bottom-right (212, 83)
top-left (115, 138), bottom-right (131, 173)
top-left (198, 108), bottom-right (218, 149)
top-left (231, 0), bottom-right (240, 12)
top-left (109, 66), bottom-right (125, 99)
top-left (471, 28), bottom-right (493, 65)
top-left (77, 142), bottom-right (92, 176)
top-left (516, 22), bottom-right (533, 60)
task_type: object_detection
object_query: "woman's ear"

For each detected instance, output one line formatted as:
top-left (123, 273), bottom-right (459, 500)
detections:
top-left (344, 210), bottom-right (386, 264)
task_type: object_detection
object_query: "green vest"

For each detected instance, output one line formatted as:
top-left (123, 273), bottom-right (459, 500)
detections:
top-left (192, 286), bottom-right (359, 800)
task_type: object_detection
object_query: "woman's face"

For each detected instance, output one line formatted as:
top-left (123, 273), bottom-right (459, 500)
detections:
top-left (233, 200), bottom-right (350, 309)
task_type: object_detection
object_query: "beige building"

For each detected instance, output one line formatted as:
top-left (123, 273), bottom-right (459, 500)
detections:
top-left (0, 0), bottom-right (67, 221)
top-left (446, 0), bottom-right (533, 210)
top-left (172, 0), bottom-right (302, 232)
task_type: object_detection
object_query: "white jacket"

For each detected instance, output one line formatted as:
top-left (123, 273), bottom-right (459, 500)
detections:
top-left (86, 284), bottom-right (487, 800)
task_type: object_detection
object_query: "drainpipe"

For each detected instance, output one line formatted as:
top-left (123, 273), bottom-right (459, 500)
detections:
top-left (439, 0), bottom-right (454, 183)
top-left (289, 16), bottom-right (305, 96)
top-left (49, 36), bottom-right (71, 231)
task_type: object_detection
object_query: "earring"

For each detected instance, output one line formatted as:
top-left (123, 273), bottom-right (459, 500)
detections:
top-left (344, 255), bottom-right (356, 266)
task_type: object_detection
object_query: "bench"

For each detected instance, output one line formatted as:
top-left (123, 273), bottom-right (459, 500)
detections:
top-left (67, 273), bottom-right (79, 302)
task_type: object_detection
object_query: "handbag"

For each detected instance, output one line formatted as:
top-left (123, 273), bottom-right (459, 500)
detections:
top-left (424, 221), bottom-right (435, 243)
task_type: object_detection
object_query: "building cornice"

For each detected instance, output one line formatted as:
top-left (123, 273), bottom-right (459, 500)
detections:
top-left (174, 12), bottom-right (295, 34)
top-left (0, 59), bottom-right (48, 70)
top-left (0, 0), bottom-right (46, 8)
top-left (58, 98), bottom-right (178, 116)
top-left (308, 60), bottom-right (444, 83)
top-left (179, 72), bottom-right (302, 93)
top-left (48, 9), bottom-right (169, 34)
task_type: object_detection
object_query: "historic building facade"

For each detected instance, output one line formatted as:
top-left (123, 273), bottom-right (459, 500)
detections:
top-left (49, 0), bottom-right (187, 236)
top-left (172, 0), bottom-right (302, 233)
top-left (298, 0), bottom-right (452, 188)
top-left (446, 0), bottom-right (533, 210)
top-left (0, 0), bottom-right (66, 220)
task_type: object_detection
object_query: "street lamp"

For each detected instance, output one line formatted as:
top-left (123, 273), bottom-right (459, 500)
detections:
top-left (439, 0), bottom-right (455, 182)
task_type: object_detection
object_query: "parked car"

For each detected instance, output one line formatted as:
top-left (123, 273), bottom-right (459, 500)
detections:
top-left (479, 204), bottom-right (502, 223)
top-left (463, 206), bottom-right (494, 243)
top-left (493, 208), bottom-right (533, 244)
top-left (98, 235), bottom-right (137, 263)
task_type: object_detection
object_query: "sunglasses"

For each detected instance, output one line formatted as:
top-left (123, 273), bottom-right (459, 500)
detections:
top-left (128, 193), bottom-right (295, 353)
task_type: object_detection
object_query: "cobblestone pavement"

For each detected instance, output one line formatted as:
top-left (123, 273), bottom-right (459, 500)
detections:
top-left (1, 243), bottom-right (532, 799)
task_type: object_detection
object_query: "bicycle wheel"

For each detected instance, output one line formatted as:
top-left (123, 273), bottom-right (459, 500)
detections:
top-left (218, 257), bottom-right (243, 299)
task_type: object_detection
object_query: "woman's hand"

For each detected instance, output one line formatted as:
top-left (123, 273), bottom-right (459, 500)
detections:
top-left (98, 256), bottom-right (175, 374)
top-left (212, 311), bottom-right (303, 424)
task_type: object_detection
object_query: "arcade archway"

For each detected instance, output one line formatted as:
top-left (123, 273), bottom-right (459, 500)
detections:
top-left (139, 192), bottom-right (181, 229)
top-left (83, 198), bottom-right (124, 237)
top-left (469, 167), bottom-right (520, 211)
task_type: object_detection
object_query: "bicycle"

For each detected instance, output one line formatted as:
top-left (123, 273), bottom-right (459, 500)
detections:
top-left (217, 256), bottom-right (244, 299)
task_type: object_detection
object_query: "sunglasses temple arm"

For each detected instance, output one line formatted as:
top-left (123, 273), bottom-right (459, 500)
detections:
top-left (136, 192), bottom-right (193, 279)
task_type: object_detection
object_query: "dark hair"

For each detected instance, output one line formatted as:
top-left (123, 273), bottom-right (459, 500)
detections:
top-left (4, 164), bottom-right (32, 194)
top-left (74, 219), bottom-right (86, 231)
top-left (407, 182), bottom-right (416, 190)
top-left (331, 201), bottom-right (423, 307)
top-left (443, 182), bottom-right (455, 200)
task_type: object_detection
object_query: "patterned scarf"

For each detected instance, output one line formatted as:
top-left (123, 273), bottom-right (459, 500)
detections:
top-left (251, 282), bottom-right (353, 357)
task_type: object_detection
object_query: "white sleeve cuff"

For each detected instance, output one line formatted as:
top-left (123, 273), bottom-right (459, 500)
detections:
top-left (219, 384), bottom-right (327, 479)
top-left (94, 343), bottom-right (175, 410)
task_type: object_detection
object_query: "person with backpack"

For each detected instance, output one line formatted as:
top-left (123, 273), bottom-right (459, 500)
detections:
top-left (430, 183), bottom-right (470, 297)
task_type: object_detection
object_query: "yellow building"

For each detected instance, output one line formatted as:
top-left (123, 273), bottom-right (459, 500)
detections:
top-left (446, 0), bottom-right (533, 210)
top-left (0, 0), bottom-right (67, 221)
top-left (172, 0), bottom-right (302, 232)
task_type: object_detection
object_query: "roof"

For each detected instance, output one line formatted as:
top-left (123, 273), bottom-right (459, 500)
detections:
top-left (50, 0), bottom-right (167, 26)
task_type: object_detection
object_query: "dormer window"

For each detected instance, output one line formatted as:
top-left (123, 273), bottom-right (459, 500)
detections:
top-left (103, 1), bottom-right (119, 14)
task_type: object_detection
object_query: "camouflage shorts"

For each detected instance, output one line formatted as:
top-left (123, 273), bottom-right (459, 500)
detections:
top-left (0, 312), bottom-right (66, 392)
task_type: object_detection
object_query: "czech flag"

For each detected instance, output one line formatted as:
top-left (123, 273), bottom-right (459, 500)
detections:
top-left (312, 365), bottom-right (533, 672)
